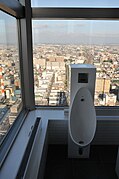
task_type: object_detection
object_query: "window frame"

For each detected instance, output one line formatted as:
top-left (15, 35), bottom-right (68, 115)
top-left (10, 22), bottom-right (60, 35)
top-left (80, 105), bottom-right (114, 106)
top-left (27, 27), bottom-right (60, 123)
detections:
top-left (0, 109), bottom-right (29, 168)
top-left (0, 0), bottom-right (35, 167)
top-left (32, 7), bottom-right (119, 19)
top-left (0, 0), bottom-right (24, 18)
top-left (32, 7), bottom-right (119, 109)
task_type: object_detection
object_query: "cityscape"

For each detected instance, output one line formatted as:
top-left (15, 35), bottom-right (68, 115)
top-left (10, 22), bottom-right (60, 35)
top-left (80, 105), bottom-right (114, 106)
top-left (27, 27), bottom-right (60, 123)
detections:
top-left (0, 45), bottom-right (22, 142)
top-left (33, 44), bottom-right (119, 106)
top-left (0, 43), bottom-right (119, 142)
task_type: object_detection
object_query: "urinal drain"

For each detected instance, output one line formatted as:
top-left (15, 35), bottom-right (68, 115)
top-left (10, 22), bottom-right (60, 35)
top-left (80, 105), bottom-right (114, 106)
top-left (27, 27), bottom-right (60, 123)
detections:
top-left (79, 141), bottom-right (84, 144)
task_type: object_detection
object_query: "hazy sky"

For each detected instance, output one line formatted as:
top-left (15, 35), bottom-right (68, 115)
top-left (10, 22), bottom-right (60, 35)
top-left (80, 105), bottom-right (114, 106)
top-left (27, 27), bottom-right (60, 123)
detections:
top-left (32, 20), bottom-right (119, 45)
top-left (31, 0), bottom-right (119, 45)
top-left (0, 11), bottom-right (18, 45)
top-left (1, 3), bottom-right (119, 46)
top-left (31, 0), bottom-right (119, 7)
top-left (31, 0), bottom-right (119, 46)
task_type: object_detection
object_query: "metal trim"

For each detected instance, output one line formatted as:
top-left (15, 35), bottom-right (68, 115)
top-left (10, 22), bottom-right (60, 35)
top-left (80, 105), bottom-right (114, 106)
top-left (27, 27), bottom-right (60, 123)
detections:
top-left (32, 8), bottom-right (119, 19)
top-left (0, 109), bottom-right (29, 168)
top-left (19, 0), bottom-right (35, 110)
top-left (17, 19), bottom-right (26, 107)
top-left (16, 117), bottom-right (41, 179)
top-left (0, 0), bottom-right (25, 18)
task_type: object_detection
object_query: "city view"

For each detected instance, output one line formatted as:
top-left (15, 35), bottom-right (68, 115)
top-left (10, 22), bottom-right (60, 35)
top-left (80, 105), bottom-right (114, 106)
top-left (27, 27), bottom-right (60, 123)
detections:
top-left (0, 16), bottom-right (119, 143)
top-left (33, 44), bottom-right (119, 106)
top-left (32, 20), bottom-right (119, 106)
top-left (0, 11), bottom-right (22, 143)
top-left (0, 45), bottom-right (22, 142)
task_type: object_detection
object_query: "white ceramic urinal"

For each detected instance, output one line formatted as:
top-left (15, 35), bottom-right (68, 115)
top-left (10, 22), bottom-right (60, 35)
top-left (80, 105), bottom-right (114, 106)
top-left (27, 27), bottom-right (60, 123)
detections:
top-left (69, 87), bottom-right (96, 147)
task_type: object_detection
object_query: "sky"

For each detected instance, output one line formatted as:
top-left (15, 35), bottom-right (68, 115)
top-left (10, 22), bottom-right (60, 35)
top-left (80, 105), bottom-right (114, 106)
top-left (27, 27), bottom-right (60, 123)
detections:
top-left (31, 0), bottom-right (119, 45)
top-left (31, 0), bottom-right (119, 7)
top-left (32, 20), bottom-right (119, 45)
top-left (0, 11), bottom-right (18, 45)
top-left (1, 2), bottom-right (119, 46)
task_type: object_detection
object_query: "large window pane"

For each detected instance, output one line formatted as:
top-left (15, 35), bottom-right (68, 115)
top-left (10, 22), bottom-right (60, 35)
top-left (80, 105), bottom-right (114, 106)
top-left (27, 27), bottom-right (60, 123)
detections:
top-left (0, 11), bottom-right (22, 143)
top-left (31, 0), bottom-right (119, 7)
top-left (32, 20), bottom-right (119, 106)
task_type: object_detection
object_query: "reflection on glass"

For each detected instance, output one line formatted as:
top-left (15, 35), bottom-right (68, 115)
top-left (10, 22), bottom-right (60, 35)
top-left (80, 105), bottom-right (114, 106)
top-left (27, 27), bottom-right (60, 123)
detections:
top-left (31, 0), bottom-right (119, 7)
top-left (0, 11), bottom-right (22, 143)
top-left (32, 20), bottom-right (119, 107)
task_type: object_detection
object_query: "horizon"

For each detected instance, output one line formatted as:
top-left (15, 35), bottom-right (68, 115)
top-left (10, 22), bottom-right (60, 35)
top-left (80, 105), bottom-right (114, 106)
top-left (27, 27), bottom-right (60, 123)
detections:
top-left (1, 43), bottom-right (119, 46)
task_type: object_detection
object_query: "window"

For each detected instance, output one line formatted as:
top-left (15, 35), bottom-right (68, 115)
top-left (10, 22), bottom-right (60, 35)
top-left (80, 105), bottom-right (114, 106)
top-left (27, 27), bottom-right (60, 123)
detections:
top-left (32, 20), bottom-right (119, 106)
top-left (0, 11), bottom-right (22, 143)
top-left (31, 0), bottom-right (119, 7)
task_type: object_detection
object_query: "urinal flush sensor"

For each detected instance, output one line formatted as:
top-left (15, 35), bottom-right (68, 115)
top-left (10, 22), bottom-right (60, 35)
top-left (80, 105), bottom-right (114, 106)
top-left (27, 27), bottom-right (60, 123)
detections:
top-left (69, 64), bottom-right (96, 148)
top-left (78, 73), bottom-right (88, 83)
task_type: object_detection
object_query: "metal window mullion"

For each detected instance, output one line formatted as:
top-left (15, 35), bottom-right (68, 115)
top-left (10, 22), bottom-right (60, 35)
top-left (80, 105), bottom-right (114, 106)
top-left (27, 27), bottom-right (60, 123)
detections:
top-left (19, 0), bottom-right (35, 110)
top-left (17, 19), bottom-right (26, 108)
top-left (32, 8), bottom-right (119, 19)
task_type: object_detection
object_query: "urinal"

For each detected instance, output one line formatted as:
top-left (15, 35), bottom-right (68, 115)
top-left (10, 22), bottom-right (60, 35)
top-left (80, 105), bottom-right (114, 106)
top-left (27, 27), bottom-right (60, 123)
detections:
top-left (69, 87), bottom-right (96, 147)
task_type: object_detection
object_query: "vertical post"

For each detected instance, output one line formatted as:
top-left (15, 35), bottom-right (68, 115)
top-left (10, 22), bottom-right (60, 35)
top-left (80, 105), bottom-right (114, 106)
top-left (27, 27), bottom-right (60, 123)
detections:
top-left (18, 0), bottom-right (35, 110)
top-left (116, 147), bottom-right (119, 177)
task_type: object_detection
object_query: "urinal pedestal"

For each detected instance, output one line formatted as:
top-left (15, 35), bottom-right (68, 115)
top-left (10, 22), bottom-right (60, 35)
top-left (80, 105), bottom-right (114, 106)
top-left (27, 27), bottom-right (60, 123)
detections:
top-left (68, 134), bottom-right (90, 158)
top-left (116, 146), bottom-right (119, 178)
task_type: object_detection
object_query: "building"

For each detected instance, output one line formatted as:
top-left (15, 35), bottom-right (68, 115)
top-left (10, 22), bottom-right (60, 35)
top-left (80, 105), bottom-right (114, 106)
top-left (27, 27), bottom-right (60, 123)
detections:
top-left (95, 78), bottom-right (110, 93)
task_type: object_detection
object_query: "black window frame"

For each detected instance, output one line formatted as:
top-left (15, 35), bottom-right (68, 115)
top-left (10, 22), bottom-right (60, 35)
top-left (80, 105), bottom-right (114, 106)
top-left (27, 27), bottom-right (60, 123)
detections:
top-left (0, 0), bottom-right (34, 167)
top-left (32, 7), bottom-right (119, 110)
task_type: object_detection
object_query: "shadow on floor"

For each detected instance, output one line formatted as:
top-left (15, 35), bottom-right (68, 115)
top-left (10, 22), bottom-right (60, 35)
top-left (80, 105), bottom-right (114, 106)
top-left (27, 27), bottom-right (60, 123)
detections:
top-left (44, 145), bottom-right (118, 179)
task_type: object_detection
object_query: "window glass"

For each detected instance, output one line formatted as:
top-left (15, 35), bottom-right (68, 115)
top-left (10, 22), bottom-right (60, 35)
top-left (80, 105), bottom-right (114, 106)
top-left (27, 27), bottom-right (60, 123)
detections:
top-left (0, 11), bottom-right (22, 143)
top-left (31, 0), bottom-right (119, 7)
top-left (32, 20), bottom-right (119, 106)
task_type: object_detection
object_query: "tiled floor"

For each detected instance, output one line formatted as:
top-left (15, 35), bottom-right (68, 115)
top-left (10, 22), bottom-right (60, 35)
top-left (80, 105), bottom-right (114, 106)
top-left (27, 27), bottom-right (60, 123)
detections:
top-left (44, 145), bottom-right (118, 179)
